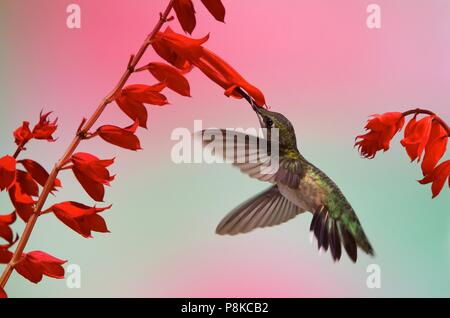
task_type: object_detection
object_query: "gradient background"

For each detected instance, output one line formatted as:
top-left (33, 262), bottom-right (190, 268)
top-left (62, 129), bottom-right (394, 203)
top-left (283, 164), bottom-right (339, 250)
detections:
top-left (0, 0), bottom-right (449, 298)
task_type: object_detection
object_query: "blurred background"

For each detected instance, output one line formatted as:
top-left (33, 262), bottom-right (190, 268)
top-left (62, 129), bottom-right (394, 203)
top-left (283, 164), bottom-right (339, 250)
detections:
top-left (0, 0), bottom-right (449, 297)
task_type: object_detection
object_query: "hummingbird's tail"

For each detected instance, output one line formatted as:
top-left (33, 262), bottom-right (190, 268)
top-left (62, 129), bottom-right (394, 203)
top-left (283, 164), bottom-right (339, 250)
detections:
top-left (310, 204), bottom-right (375, 263)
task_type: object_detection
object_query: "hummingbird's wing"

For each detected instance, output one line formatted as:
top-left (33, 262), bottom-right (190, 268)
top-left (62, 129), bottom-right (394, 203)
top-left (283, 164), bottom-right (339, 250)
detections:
top-left (197, 129), bottom-right (303, 188)
top-left (216, 185), bottom-right (305, 235)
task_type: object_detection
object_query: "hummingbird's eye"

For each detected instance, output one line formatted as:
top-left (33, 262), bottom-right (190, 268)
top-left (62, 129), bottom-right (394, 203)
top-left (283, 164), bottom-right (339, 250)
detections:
top-left (265, 118), bottom-right (273, 128)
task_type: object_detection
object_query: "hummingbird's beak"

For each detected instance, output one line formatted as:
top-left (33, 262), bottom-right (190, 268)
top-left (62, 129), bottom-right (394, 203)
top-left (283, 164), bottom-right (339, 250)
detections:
top-left (234, 86), bottom-right (265, 127)
top-left (251, 103), bottom-right (265, 128)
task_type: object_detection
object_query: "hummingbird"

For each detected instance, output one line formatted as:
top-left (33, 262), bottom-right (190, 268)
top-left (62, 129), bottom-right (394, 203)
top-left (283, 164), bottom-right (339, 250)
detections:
top-left (199, 101), bottom-right (375, 263)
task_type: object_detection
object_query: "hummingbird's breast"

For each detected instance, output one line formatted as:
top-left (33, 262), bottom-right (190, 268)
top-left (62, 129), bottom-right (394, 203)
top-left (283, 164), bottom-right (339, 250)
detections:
top-left (277, 173), bottom-right (327, 213)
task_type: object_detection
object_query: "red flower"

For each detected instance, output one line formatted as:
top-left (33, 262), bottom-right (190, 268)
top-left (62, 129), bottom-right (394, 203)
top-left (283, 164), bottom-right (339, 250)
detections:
top-left (32, 111), bottom-right (58, 141)
top-left (201, 0), bottom-right (225, 22)
top-left (138, 62), bottom-right (191, 97)
top-left (97, 121), bottom-right (142, 151)
top-left (153, 27), bottom-right (266, 106)
top-left (8, 187), bottom-right (35, 222)
top-left (15, 251), bottom-right (66, 284)
top-left (152, 27), bottom-right (208, 70)
top-left (0, 237), bottom-right (17, 264)
top-left (421, 121), bottom-right (448, 176)
top-left (193, 48), bottom-right (266, 106)
top-left (8, 170), bottom-right (39, 222)
top-left (355, 112), bottom-right (405, 158)
top-left (14, 170), bottom-right (39, 200)
top-left (0, 155), bottom-right (16, 191)
top-left (174, 0), bottom-right (196, 34)
top-left (49, 201), bottom-right (111, 238)
top-left (0, 212), bottom-right (16, 244)
top-left (71, 153), bottom-right (114, 202)
top-left (13, 121), bottom-right (33, 146)
top-left (0, 287), bottom-right (6, 298)
top-left (400, 115), bottom-right (433, 162)
top-left (19, 159), bottom-right (62, 191)
top-left (116, 84), bottom-right (168, 128)
top-left (419, 160), bottom-right (450, 198)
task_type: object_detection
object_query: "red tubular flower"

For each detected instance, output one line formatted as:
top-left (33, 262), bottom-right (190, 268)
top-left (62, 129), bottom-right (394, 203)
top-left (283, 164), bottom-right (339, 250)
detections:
top-left (19, 159), bottom-right (62, 191)
top-left (419, 160), bottom-right (450, 198)
top-left (49, 201), bottom-right (111, 238)
top-left (8, 169), bottom-right (39, 222)
top-left (152, 27), bottom-right (208, 70)
top-left (71, 153), bottom-right (114, 202)
top-left (355, 112), bottom-right (405, 158)
top-left (193, 49), bottom-right (266, 106)
top-left (0, 286), bottom-right (6, 298)
top-left (201, 0), bottom-right (225, 22)
top-left (14, 170), bottom-right (39, 200)
top-left (32, 111), bottom-right (58, 141)
top-left (421, 121), bottom-right (448, 176)
top-left (13, 121), bottom-right (33, 146)
top-left (0, 212), bottom-right (16, 244)
top-left (0, 237), bottom-right (17, 264)
top-left (153, 27), bottom-right (266, 106)
top-left (138, 62), bottom-right (191, 97)
top-left (97, 121), bottom-right (142, 151)
top-left (15, 251), bottom-right (66, 284)
top-left (400, 115), bottom-right (433, 162)
top-left (0, 155), bottom-right (16, 191)
top-left (116, 84), bottom-right (169, 128)
top-left (174, 0), bottom-right (196, 34)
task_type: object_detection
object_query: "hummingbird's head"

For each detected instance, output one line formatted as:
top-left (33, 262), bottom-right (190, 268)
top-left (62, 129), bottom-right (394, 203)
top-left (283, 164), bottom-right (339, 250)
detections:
top-left (252, 105), bottom-right (298, 149)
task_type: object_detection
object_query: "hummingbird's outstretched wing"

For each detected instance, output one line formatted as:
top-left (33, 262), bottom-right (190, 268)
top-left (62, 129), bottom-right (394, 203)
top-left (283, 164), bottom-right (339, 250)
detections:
top-left (216, 185), bottom-right (305, 235)
top-left (197, 129), bottom-right (303, 188)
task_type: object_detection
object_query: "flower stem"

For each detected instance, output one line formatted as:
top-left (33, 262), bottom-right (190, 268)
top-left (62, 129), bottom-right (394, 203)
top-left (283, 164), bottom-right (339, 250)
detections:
top-left (0, 0), bottom-right (176, 289)
top-left (12, 141), bottom-right (28, 159)
top-left (402, 108), bottom-right (450, 137)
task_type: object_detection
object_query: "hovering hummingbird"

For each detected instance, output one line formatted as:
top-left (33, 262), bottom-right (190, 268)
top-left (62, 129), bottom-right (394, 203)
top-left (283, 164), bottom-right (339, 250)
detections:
top-left (199, 101), bottom-right (375, 263)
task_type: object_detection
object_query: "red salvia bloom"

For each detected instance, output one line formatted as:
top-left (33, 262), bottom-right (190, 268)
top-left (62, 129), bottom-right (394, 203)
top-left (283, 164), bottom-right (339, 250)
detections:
top-left (49, 202), bottom-right (111, 238)
top-left (153, 27), bottom-right (266, 106)
top-left (0, 155), bottom-right (16, 191)
top-left (32, 111), bottom-right (58, 141)
top-left (152, 27), bottom-right (208, 70)
top-left (0, 244), bottom-right (12, 264)
top-left (419, 160), bottom-right (450, 198)
top-left (201, 0), bottom-right (225, 22)
top-left (0, 237), bottom-right (17, 264)
top-left (421, 121), bottom-right (448, 176)
top-left (97, 121), bottom-right (142, 151)
top-left (19, 159), bottom-right (62, 191)
top-left (0, 212), bottom-right (16, 244)
top-left (174, 0), bottom-right (196, 34)
top-left (400, 115), bottom-right (433, 162)
top-left (193, 48), bottom-right (266, 106)
top-left (138, 62), bottom-right (191, 97)
top-left (355, 112), bottom-right (405, 159)
top-left (8, 170), bottom-right (38, 222)
top-left (116, 84), bottom-right (169, 128)
top-left (71, 153), bottom-right (114, 202)
top-left (13, 121), bottom-right (33, 146)
top-left (14, 170), bottom-right (39, 200)
top-left (15, 251), bottom-right (66, 284)
top-left (0, 286), bottom-right (6, 298)
top-left (8, 189), bottom-right (35, 222)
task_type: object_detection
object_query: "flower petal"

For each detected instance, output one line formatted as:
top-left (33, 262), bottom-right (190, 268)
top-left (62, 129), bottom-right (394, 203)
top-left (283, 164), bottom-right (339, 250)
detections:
top-left (201, 0), bottom-right (225, 22)
top-left (0, 156), bottom-right (16, 191)
top-left (174, 0), bottom-right (196, 34)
